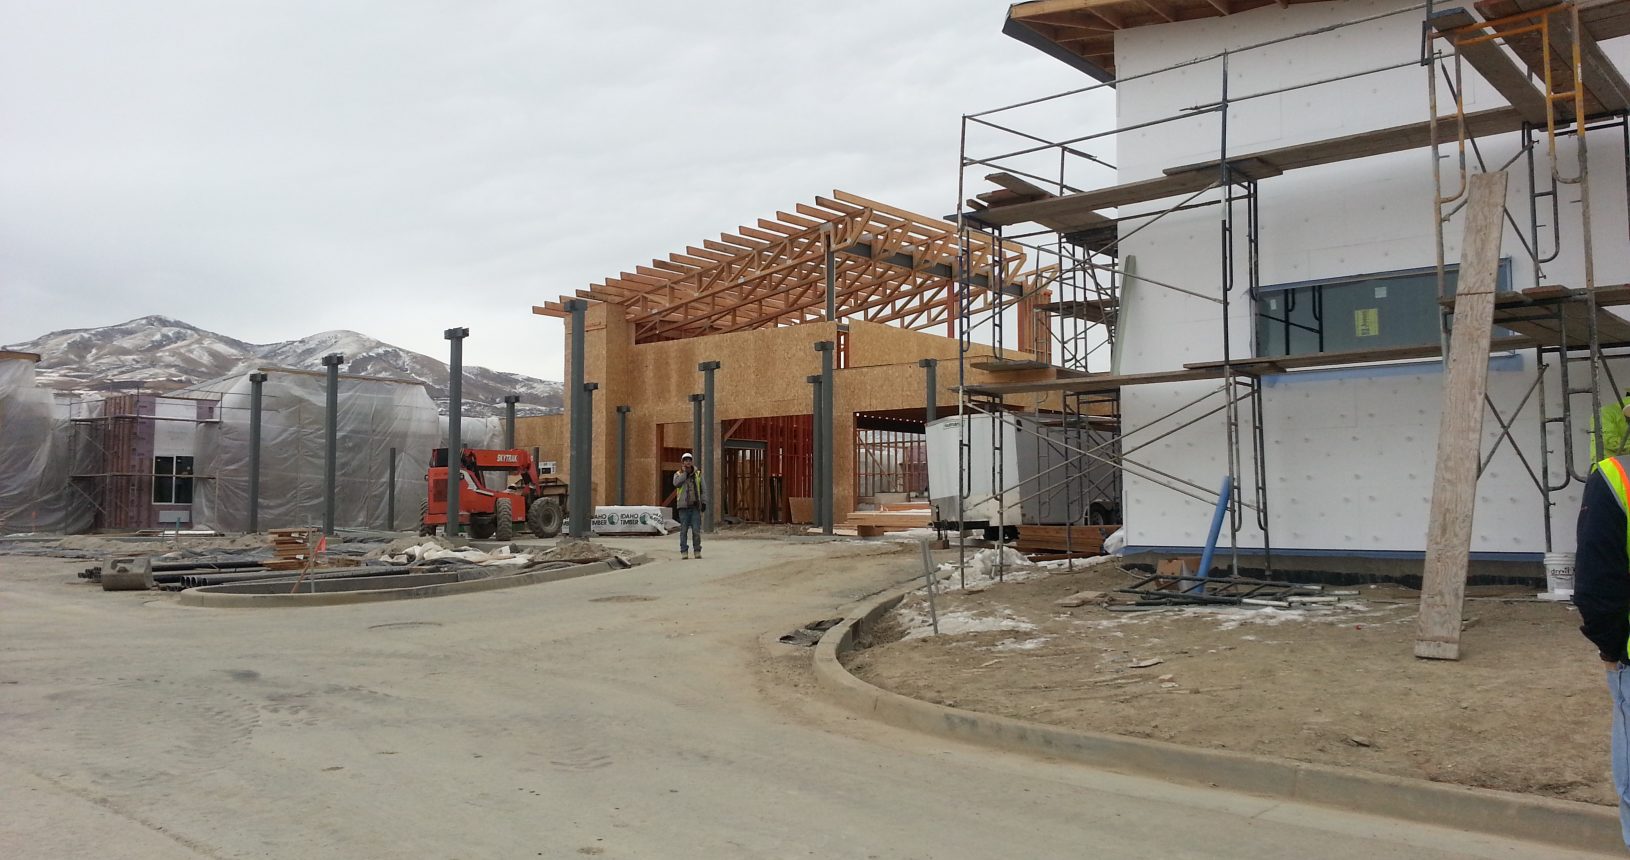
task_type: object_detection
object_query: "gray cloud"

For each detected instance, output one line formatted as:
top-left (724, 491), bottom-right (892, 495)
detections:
top-left (1, 1), bottom-right (1094, 380)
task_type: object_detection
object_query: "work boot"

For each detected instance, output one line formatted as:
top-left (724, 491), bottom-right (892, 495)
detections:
top-left (680, 551), bottom-right (690, 560)
top-left (694, 550), bottom-right (702, 559)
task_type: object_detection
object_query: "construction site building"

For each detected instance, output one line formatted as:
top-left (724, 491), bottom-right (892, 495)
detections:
top-left (966, 0), bottom-right (1630, 572)
top-left (523, 191), bottom-right (1086, 523)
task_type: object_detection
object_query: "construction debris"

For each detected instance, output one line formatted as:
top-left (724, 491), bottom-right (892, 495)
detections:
top-left (1110, 571), bottom-right (1334, 610)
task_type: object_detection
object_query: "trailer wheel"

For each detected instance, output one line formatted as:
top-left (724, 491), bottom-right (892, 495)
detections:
top-left (418, 499), bottom-right (434, 537)
top-left (494, 498), bottom-right (515, 541)
top-left (529, 497), bottom-right (562, 538)
top-left (469, 514), bottom-right (497, 540)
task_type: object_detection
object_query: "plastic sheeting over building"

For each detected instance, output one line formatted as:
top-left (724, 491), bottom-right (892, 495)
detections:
top-left (190, 367), bottom-right (499, 533)
top-left (0, 354), bottom-right (80, 533)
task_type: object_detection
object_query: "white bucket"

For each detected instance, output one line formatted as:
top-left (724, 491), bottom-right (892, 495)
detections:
top-left (1543, 551), bottom-right (1576, 599)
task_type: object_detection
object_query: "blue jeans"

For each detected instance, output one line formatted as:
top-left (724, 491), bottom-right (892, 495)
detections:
top-left (676, 507), bottom-right (701, 553)
top-left (1611, 665), bottom-right (1630, 848)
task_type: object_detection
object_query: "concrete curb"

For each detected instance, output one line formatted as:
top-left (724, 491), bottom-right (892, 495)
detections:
top-left (178, 558), bottom-right (633, 608)
top-left (813, 580), bottom-right (1621, 855)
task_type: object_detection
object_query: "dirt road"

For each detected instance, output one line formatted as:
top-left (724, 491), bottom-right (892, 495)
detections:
top-left (0, 538), bottom-right (1609, 858)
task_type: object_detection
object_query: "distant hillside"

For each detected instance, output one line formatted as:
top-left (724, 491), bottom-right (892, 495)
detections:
top-left (5, 315), bottom-right (563, 417)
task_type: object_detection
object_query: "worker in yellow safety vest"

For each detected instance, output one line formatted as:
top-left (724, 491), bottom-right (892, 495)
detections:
top-left (1592, 396), bottom-right (1630, 463)
top-left (1575, 450), bottom-right (1630, 849)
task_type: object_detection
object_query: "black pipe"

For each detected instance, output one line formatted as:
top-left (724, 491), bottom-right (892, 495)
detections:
top-left (178, 565), bottom-right (414, 589)
top-left (151, 559), bottom-right (266, 573)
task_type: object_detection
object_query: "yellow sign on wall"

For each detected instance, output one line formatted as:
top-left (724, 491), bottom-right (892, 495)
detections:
top-left (1355, 308), bottom-right (1380, 337)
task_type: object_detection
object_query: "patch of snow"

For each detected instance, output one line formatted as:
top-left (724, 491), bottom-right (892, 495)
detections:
top-left (1034, 554), bottom-right (1121, 570)
top-left (992, 636), bottom-right (1052, 652)
top-left (894, 600), bottom-right (1039, 640)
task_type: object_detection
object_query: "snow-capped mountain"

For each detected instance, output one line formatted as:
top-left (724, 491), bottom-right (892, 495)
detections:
top-left (6, 316), bottom-right (563, 417)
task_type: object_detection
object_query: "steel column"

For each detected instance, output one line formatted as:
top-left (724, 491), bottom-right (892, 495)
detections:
top-left (321, 353), bottom-right (345, 535)
top-left (918, 357), bottom-right (938, 431)
top-left (443, 328), bottom-right (468, 539)
top-left (247, 372), bottom-right (267, 533)
top-left (386, 446), bottom-right (397, 531)
top-left (825, 243), bottom-right (837, 321)
top-left (698, 360), bottom-right (720, 532)
top-left (689, 394), bottom-right (705, 464)
top-left (815, 341), bottom-right (835, 533)
top-left (807, 374), bottom-right (823, 528)
top-left (580, 382), bottom-right (598, 536)
top-left (689, 393), bottom-right (706, 515)
top-left (564, 300), bottom-right (588, 539)
top-left (502, 394), bottom-right (520, 449)
top-left (615, 405), bottom-right (631, 506)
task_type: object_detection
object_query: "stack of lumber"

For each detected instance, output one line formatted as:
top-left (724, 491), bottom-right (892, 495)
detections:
top-left (266, 527), bottom-right (318, 570)
top-left (1015, 524), bottom-right (1117, 555)
top-left (842, 507), bottom-right (932, 535)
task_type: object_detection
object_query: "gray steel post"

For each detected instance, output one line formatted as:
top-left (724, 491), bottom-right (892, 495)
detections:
top-left (918, 358), bottom-right (937, 500)
top-left (444, 328), bottom-right (468, 539)
top-left (815, 341), bottom-right (835, 534)
top-left (321, 353), bottom-right (345, 535)
top-left (689, 394), bottom-right (704, 468)
top-left (698, 361), bottom-right (720, 532)
top-left (502, 394), bottom-right (521, 449)
top-left (615, 405), bottom-right (631, 506)
top-left (386, 446), bottom-right (397, 531)
top-left (807, 374), bottom-right (823, 528)
top-left (918, 358), bottom-right (938, 430)
top-left (576, 382), bottom-right (598, 538)
top-left (247, 372), bottom-right (267, 533)
top-left (564, 300), bottom-right (588, 540)
top-left (825, 243), bottom-right (837, 321)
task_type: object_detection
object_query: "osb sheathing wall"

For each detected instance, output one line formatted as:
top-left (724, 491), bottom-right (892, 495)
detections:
top-left (520, 302), bottom-right (1073, 516)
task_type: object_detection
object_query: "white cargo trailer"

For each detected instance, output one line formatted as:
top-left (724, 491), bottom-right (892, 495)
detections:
top-left (926, 413), bottom-right (1119, 535)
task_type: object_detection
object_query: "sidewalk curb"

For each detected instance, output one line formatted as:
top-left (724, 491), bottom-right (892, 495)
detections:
top-left (812, 580), bottom-right (1621, 855)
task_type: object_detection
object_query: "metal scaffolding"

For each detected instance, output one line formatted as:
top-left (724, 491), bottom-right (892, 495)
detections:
top-left (950, 0), bottom-right (1630, 577)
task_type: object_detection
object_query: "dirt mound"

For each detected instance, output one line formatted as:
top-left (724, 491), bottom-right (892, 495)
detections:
top-left (532, 538), bottom-right (629, 563)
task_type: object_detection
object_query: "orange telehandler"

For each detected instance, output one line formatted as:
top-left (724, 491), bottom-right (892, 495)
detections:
top-left (420, 447), bottom-right (567, 539)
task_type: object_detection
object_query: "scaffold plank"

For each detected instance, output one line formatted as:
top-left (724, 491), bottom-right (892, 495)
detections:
top-left (975, 108), bottom-right (1526, 232)
top-left (1416, 171), bottom-right (1510, 661)
top-left (1431, 7), bottom-right (1550, 124)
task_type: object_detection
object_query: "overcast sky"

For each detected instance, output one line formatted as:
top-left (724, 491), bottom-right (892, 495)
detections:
top-left (1, 1), bottom-right (1094, 380)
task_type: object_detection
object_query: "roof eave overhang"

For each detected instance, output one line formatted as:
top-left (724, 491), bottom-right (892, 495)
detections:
top-left (1002, 12), bottom-right (1116, 84)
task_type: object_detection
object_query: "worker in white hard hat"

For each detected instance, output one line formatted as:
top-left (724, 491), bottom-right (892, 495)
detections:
top-left (672, 452), bottom-right (705, 559)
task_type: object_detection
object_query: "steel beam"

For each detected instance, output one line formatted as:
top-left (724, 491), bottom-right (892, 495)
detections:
top-left (564, 300), bottom-right (588, 539)
top-left (805, 372), bottom-right (821, 527)
top-left (247, 371), bottom-right (267, 533)
top-left (918, 358), bottom-right (937, 503)
top-left (503, 394), bottom-right (521, 449)
top-left (321, 354), bottom-right (345, 535)
top-left (815, 341), bottom-right (835, 533)
top-left (387, 446), bottom-right (397, 531)
top-left (444, 329), bottom-right (468, 539)
top-left (918, 358), bottom-right (938, 430)
top-left (698, 361), bottom-right (720, 531)
top-left (580, 382), bottom-right (598, 537)
top-left (615, 405), bottom-right (631, 506)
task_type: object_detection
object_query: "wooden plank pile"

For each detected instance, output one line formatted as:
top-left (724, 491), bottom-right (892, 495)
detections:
top-left (266, 527), bottom-right (319, 570)
top-left (843, 505), bottom-right (932, 537)
top-left (1015, 524), bottom-right (1117, 555)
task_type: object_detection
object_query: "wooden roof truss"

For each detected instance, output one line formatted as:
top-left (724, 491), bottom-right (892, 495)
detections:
top-left (536, 190), bottom-right (1031, 343)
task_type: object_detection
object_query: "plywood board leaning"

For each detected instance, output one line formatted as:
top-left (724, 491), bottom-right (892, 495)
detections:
top-left (1415, 171), bottom-right (1509, 661)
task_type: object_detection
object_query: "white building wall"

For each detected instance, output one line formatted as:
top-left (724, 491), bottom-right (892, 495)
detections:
top-left (1109, 0), bottom-right (1630, 558)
